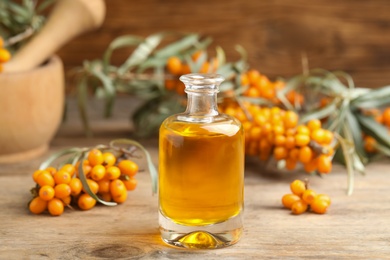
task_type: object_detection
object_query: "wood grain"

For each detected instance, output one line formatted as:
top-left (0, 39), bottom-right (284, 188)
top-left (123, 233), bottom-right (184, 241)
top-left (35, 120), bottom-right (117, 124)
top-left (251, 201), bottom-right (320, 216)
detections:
top-left (0, 97), bottom-right (389, 259)
top-left (57, 0), bottom-right (390, 89)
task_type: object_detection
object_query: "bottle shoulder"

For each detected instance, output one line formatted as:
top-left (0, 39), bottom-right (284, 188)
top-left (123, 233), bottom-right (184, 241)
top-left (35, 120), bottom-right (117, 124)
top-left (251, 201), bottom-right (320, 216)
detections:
top-left (161, 113), bottom-right (243, 137)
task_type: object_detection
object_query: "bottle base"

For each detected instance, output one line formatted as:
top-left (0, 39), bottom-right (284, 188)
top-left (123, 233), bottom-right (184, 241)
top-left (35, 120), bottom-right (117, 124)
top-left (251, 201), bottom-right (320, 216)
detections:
top-left (159, 212), bottom-right (243, 249)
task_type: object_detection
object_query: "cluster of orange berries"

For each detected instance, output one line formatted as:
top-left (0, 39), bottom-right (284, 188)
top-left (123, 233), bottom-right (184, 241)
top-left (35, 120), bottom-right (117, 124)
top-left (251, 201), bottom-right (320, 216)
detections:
top-left (363, 107), bottom-right (390, 153)
top-left (220, 102), bottom-right (334, 174)
top-left (241, 69), bottom-right (304, 106)
top-left (165, 51), bottom-right (219, 95)
top-left (282, 179), bottom-right (331, 215)
top-left (0, 37), bottom-right (11, 72)
top-left (29, 149), bottom-right (138, 216)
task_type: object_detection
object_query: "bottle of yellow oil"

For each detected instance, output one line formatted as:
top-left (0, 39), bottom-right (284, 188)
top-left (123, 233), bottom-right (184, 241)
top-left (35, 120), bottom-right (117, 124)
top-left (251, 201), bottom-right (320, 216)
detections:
top-left (159, 74), bottom-right (244, 249)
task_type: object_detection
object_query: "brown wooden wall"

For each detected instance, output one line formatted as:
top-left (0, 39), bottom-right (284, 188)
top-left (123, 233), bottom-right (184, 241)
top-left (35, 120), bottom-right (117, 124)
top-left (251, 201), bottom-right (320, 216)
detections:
top-left (58, 0), bottom-right (390, 89)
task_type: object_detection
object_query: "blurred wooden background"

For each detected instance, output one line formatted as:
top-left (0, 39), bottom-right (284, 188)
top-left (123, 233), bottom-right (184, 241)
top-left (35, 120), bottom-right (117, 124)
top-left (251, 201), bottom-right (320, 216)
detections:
top-left (58, 0), bottom-right (390, 89)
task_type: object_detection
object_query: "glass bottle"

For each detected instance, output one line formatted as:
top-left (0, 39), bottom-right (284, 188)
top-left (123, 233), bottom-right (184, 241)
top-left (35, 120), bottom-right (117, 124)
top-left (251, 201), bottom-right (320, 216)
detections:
top-left (158, 73), bottom-right (244, 249)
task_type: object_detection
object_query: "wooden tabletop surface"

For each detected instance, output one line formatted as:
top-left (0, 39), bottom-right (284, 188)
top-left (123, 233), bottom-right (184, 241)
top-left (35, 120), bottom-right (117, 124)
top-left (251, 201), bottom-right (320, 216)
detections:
top-left (1, 98), bottom-right (389, 259)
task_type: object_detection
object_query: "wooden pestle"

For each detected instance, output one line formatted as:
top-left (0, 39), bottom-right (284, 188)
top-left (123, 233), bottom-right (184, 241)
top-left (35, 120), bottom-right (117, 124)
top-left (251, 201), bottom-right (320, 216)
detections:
top-left (4, 0), bottom-right (106, 73)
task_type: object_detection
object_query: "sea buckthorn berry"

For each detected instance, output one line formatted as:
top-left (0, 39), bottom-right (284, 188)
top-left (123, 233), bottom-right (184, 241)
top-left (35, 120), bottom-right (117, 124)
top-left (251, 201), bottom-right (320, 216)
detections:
top-left (289, 148), bottom-right (300, 161)
top-left (247, 69), bottom-right (260, 85)
top-left (61, 196), bottom-right (72, 206)
top-left (322, 130), bottom-right (334, 145)
top-left (304, 159), bottom-right (318, 173)
top-left (307, 119), bottom-right (322, 131)
top-left (284, 111), bottom-right (298, 129)
top-left (69, 178), bottom-right (82, 196)
top-left (285, 158), bottom-right (297, 170)
top-left (60, 164), bottom-right (76, 177)
top-left (29, 197), bottom-right (47, 214)
top-left (110, 179), bottom-right (127, 199)
top-left (291, 200), bottom-right (308, 215)
top-left (166, 56), bottom-right (182, 75)
top-left (383, 107), bottom-right (390, 127)
top-left (45, 167), bottom-right (57, 176)
top-left (118, 160), bottom-right (139, 177)
top-left (282, 194), bottom-right (301, 209)
top-left (274, 135), bottom-right (286, 147)
top-left (102, 152), bottom-right (116, 167)
top-left (48, 198), bottom-right (64, 216)
top-left (290, 180), bottom-right (306, 196)
top-left (91, 165), bottom-right (106, 181)
top-left (82, 179), bottom-right (99, 194)
top-left (54, 184), bottom-right (71, 199)
top-left (295, 134), bottom-right (310, 147)
top-left (273, 146), bottom-right (288, 160)
top-left (112, 189), bottom-right (127, 203)
top-left (311, 128), bottom-right (326, 144)
top-left (297, 125), bottom-right (310, 135)
top-left (181, 64), bottom-right (191, 74)
top-left (302, 189), bottom-right (317, 204)
top-left (299, 146), bottom-right (313, 164)
top-left (310, 197), bottom-right (329, 214)
top-left (97, 179), bottom-right (111, 194)
top-left (0, 48), bottom-right (11, 63)
top-left (316, 194), bottom-right (331, 206)
top-left (33, 170), bottom-right (43, 182)
top-left (78, 193), bottom-right (97, 210)
top-left (200, 61), bottom-right (210, 73)
top-left (240, 73), bottom-right (249, 86)
top-left (53, 170), bottom-right (71, 185)
top-left (106, 166), bottom-right (121, 180)
top-left (285, 136), bottom-right (296, 149)
top-left (123, 177), bottom-right (138, 191)
top-left (249, 126), bottom-right (262, 141)
top-left (36, 171), bottom-right (55, 187)
top-left (100, 192), bottom-right (112, 202)
top-left (76, 160), bottom-right (92, 177)
top-left (39, 185), bottom-right (55, 201)
top-left (317, 155), bottom-right (332, 174)
top-left (88, 149), bottom-right (104, 167)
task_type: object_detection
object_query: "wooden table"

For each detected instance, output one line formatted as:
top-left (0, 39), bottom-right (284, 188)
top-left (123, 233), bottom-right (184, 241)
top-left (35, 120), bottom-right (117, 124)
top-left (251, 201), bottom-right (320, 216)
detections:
top-left (1, 98), bottom-right (389, 259)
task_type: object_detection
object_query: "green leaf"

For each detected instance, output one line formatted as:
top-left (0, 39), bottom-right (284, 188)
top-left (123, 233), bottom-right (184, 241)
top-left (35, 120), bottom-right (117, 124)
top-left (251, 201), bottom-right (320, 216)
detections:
top-left (102, 35), bottom-right (144, 73)
top-left (118, 33), bottom-right (165, 74)
top-left (356, 113), bottom-right (390, 149)
top-left (109, 139), bottom-right (158, 194)
top-left (78, 151), bottom-right (117, 206)
top-left (299, 100), bottom-right (337, 124)
top-left (8, 2), bottom-right (30, 18)
top-left (153, 34), bottom-right (199, 59)
top-left (345, 109), bottom-right (368, 164)
top-left (352, 85), bottom-right (390, 104)
top-left (90, 68), bottom-right (116, 118)
top-left (36, 0), bottom-right (57, 13)
top-left (39, 148), bottom-right (83, 170)
top-left (215, 46), bottom-right (226, 66)
top-left (76, 76), bottom-right (92, 137)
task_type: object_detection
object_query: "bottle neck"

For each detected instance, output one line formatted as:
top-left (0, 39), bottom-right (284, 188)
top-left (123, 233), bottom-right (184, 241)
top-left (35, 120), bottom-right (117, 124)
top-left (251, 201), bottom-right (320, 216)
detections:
top-left (185, 91), bottom-right (219, 117)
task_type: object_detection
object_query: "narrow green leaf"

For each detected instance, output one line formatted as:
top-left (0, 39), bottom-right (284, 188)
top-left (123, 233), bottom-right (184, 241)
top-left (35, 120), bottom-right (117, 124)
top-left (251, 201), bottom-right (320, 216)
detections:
top-left (356, 114), bottom-right (390, 148)
top-left (118, 33), bottom-right (164, 74)
top-left (154, 34), bottom-right (199, 59)
top-left (109, 139), bottom-right (158, 194)
top-left (76, 76), bottom-right (92, 137)
top-left (39, 148), bottom-right (83, 170)
top-left (345, 109), bottom-right (368, 164)
top-left (215, 46), bottom-right (226, 66)
top-left (78, 151), bottom-right (117, 206)
top-left (299, 101), bottom-right (337, 124)
top-left (36, 0), bottom-right (56, 13)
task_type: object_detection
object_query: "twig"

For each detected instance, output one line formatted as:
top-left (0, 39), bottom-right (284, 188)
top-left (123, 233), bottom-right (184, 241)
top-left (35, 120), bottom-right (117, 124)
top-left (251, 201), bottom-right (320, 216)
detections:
top-left (4, 27), bottom-right (35, 47)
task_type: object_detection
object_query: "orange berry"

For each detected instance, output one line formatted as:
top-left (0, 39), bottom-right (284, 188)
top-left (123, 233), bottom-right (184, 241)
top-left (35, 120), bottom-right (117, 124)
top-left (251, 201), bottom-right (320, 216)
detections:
top-left (69, 178), bottom-right (82, 196)
top-left (289, 148), bottom-right (300, 161)
top-left (166, 56), bottom-right (182, 75)
top-left (82, 179), bottom-right (99, 194)
top-left (118, 160), bottom-right (139, 177)
top-left (110, 179), bottom-right (127, 199)
top-left (322, 130), bottom-right (334, 145)
top-left (165, 79), bottom-right (176, 91)
top-left (0, 48), bottom-right (11, 63)
top-left (123, 177), bottom-right (138, 191)
top-left (284, 111), bottom-right (299, 129)
top-left (48, 198), bottom-right (64, 216)
top-left (36, 171), bottom-right (55, 187)
top-left (274, 135), bottom-right (286, 147)
top-left (112, 190), bottom-right (127, 203)
top-left (53, 170), bottom-right (71, 185)
top-left (61, 196), bottom-right (72, 206)
top-left (282, 194), bottom-right (301, 209)
top-left (39, 185), bottom-right (55, 201)
top-left (311, 128), bottom-right (326, 144)
top-left (247, 69), bottom-right (260, 85)
top-left (246, 87), bottom-right (260, 97)
top-left (285, 158), bottom-right (297, 170)
top-left (181, 64), bottom-right (191, 74)
top-left (191, 50), bottom-right (203, 62)
top-left (90, 165), bottom-right (106, 181)
top-left (106, 166), bottom-right (121, 180)
top-left (299, 146), bottom-right (313, 164)
top-left (302, 189), bottom-right (317, 204)
top-left (240, 73), bottom-right (249, 86)
top-left (102, 152), bottom-right (116, 167)
top-left (290, 180), bottom-right (306, 196)
top-left (364, 136), bottom-right (376, 153)
top-left (297, 125), bottom-right (310, 135)
top-left (273, 146), bottom-right (288, 160)
top-left (45, 167), bottom-right (57, 176)
top-left (317, 155), bottom-right (332, 174)
top-left (294, 134), bottom-right (310, 147)
top-left (304, 159), bottom-right (318, 173)
top-left (60, 164), bottom-right (76, 177)
top-left (285, 136), bottom-right (296, 149)
top-left (307, 119), bottom-right (322, 131)
top-left (78, 193), bottom-right (96, 210)
top-left (249, 126), bottom-right (262, 141)
top-left (29, 197), bottom-right (47, 214)
top-left (199, 61), bottom-right (210, 73)
top-left (87, 149), bottom-right (104, 167)
top-left (291, 200), bottom-right (308, 215)
top-left (54, 184), bottom-right (71, 199)
top-left (383, 107), bottom-right (390, 127)
top-left (316, 194), bottom-right (331, 206)
top-left (32, 170), bottom-right (43, 182)
top-left (310, 197), bottom-right (329, 214)
top-left (100, 192), bottom-right (112, 202)
top-left (97, 179), bottom-right (111, 194)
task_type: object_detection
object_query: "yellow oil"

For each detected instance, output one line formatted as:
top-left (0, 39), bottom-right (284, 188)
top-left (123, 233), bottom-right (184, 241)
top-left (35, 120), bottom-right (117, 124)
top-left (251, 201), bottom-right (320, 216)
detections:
top-left (159, 119), bottom-right (244, 226)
